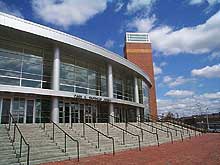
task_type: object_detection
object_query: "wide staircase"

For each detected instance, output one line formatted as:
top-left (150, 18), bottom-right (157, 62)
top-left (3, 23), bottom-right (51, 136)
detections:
top-left (0, 125), bottom-right (19, 165)
top-left (0, 119), bottom-right (203, 165)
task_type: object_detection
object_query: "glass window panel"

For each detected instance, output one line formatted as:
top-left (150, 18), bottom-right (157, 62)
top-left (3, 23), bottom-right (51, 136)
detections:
top-left (22, 63), bottom-right (42, 75)
top-left (75, 86), bottom-right (87, 94)
top-left (75, 67), bottom-right (87, 83)
top-left (0, 77), bottom-right (20, 86)
top-left (23, 55), bottom-right (42, 65)
top-left (22, 73), bottom-right (42, 80)
top-left (89, 89), bottom-right (97, 95)
top-left (0, 70), bottom-right (20, 78)
top-left (21, 80), bottom-right (41, 88)
top-left (0, 50), bottom-right (22, 60)
top-left (0, 56), bottom-right (21, 71)
top-left (35, 99), bottom-right (41, 123)
top-left (60, 85), bottom-right (74, 92)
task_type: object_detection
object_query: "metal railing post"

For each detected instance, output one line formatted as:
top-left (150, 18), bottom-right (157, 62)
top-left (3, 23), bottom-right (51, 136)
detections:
top-left (107, 123), bottom-right (109, 136)
top-left (170, 132), bottom-right (173, 144)
top-left (112, 138), bottom-right (115, 155)
top-left (77, 141), bottom-right (79, 162)
top-left (141, 128), bottom-right (143, 142)
top-left (27, 144), bottom-right (30, 165)
top-left (83, 123), bottom-right (85, 137)
top-left (20, 135), bottom-right (22, 158)
top-left (64, 134), bottom-right (67, 153)
top-left (138, 136), bottom-right (141, 151)
top-left (122, 130), bottom-right (125, 145)
top-left (97, 132), bottom-right (99, 148)
top-left (156, 134), bottom-right (159, 146)
top-left (13, 124), bottom-right (16, 142)
top-left (181, 132), bottom-right (183, 142)
top-left (52, 123), bottom-right (55, 141)
top-left (8, 116), bottom-right (11, 131)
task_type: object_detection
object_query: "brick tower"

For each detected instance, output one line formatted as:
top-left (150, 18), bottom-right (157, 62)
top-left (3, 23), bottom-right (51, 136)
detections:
top-left (124, 32), bottom-right (157, 118)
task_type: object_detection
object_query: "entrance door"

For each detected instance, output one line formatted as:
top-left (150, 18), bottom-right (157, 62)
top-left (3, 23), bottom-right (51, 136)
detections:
top-left (79, 104), bottom-right (84, 123)
top-left (26, 100), bottom-right (34, 123)
top-left (12, 98), bottom-right (25, 123)
top-left (65, 103), bottom-right (70, 123)
top-left (71, 103), bottom-right (80, 123)
top-left (85, 104), bottom-right (92, 123)
top-left (1, 98), bottom-right (11, 124)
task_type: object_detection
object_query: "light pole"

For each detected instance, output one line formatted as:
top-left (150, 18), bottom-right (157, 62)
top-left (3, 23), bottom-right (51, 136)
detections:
top-left (206, 108), bottom-right (210, 130)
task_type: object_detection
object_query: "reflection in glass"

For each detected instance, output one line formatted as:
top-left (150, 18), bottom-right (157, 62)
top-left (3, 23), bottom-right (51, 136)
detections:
top-left (60, 61), bottom-right (107, 97)
top-left (0, 49), bottom-right (43, 88)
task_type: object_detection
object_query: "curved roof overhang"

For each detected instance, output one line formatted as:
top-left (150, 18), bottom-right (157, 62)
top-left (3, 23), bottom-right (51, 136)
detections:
top-left (0, 12), bottom-right (152, 86)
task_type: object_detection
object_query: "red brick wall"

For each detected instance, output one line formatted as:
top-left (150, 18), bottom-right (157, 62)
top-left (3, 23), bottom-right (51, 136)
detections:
top-left (124, 43), bottom-right (157, 118)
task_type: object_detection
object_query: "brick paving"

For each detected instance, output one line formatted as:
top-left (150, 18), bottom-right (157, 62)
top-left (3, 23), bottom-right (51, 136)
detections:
top-left (42, 133), bottom-right (220, 165)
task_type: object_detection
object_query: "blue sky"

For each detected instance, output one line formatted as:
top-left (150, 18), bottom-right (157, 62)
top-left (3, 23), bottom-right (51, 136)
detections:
top-left (0, 0), bottom-right (219, 117)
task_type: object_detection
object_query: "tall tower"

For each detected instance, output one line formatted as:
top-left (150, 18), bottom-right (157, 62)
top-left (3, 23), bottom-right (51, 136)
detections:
top-left (124, 32), bottom-right (157, 118)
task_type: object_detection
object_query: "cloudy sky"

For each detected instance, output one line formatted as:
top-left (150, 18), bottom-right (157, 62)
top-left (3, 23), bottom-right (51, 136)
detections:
top-left (0, 0), bottom-right (219, 117)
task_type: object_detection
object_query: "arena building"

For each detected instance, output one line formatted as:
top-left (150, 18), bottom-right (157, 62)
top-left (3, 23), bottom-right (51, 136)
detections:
top-left (0, 12), bottom-right (157, 124)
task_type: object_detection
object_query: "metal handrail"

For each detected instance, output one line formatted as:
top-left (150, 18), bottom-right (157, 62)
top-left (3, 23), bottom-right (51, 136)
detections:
top-left (108, 115), bottom-right (141, 151)
top-left (145, 114), bottom-right (185, 141)
top-left (140, 118), bottom-right (174, 144)
top-left (8, 113), bottom-right (30, 165)
top-left (169, 119), bottom-right (205, 134)
top-left (156, 114), bottom-right (204, 134)
top-left (165, 119), bottom-right (197, 137)
top-left (83, 122), bottom-right (115, 155)
top-left (147, 113), bottom-right (192, 138)
top-left (109, 115), bottom-right (160, 146)
top-left (43, 121), bottom-right (80, 161)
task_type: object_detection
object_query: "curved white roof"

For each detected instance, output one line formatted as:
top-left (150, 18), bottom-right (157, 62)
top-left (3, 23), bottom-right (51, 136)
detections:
top-left (0, 12), bottom-right (151, 85)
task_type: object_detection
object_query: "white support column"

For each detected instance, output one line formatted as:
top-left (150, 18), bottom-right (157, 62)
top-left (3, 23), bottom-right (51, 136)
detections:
top-left (0, 98), bottom-right (2, 124)
top-left (108, 64), bottom-right (114, 123)
top-left (108, 64), bottom-right (113, 98)
top-left (51, 46), bottom-right (60, 123)
top-left (134, 77), bottom-right (140, 122)
top-left (134, 77), bottom-right (139, 103)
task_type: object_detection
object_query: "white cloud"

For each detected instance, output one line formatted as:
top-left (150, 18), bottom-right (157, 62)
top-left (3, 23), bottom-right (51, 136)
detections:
top-left (191, 64), bottom-right (220, 78)
top-left (0, 1), bottom-right (23, 18)
top-left (115, 0), bottom-right (124, 12)
top-left (104, 39), bottom-right (115, 49)
top-left (189, 0), bottom-right (205, 5)
top-left (130, 10), bottom-right (220, 55)
top-left (153, 62), bottom-right (162, 75)
top-left (163, 76), bottom-right (172, 83)
top-left (189, 0), bottom-right (220, 6)
top-left (127, 0), bottom-right (157, 14)
top-left (160, 62), bottom-right (167, 67)
top-left (202, 92), bottom-right (220, 99)
top-left (162, 75), bottom-right (193, 87)
top-left (158, 91), bottom-right (220, 117)
top-left (32, 0), bottom-right (109, 28)
top-left (128, 15), bottom-right (156, 32)
top-left (208, 51), bottom-right (220, 60)
top-left (165, 90), bottom-right (194, 98)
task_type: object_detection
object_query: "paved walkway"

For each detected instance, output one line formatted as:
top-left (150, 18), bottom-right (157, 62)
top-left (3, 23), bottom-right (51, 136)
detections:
top-left (42, 133), bottom-right (220, 165)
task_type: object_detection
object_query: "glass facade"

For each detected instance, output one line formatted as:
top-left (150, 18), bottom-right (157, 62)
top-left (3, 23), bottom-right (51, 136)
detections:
top-left (0, 33), bottom-right (152, 125)
top-left (0, 48), bottom-right (49, 88)
top-left (113, 73), bottom-right (134, 101)
top-left (142, 81), bottom-right (150, 116)
top-left (60, 56), bottom-right (107, 96)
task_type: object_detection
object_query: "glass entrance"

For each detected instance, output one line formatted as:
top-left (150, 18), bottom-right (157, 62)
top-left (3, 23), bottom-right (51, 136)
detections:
top-left (114, 106), bottom-right (127, 123)
top-left (85, 104), bottom-right (92, 123)
top-left (26, 100), bottom-right (34, 123)
top-left (71, 103), bottom-right (80, 123)
top-left (59, 102), bottom-right (97, 123)
top-left (1, 98), bottom-right (11, 124)
top-left (13, 98), bottom-right (25, 123)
